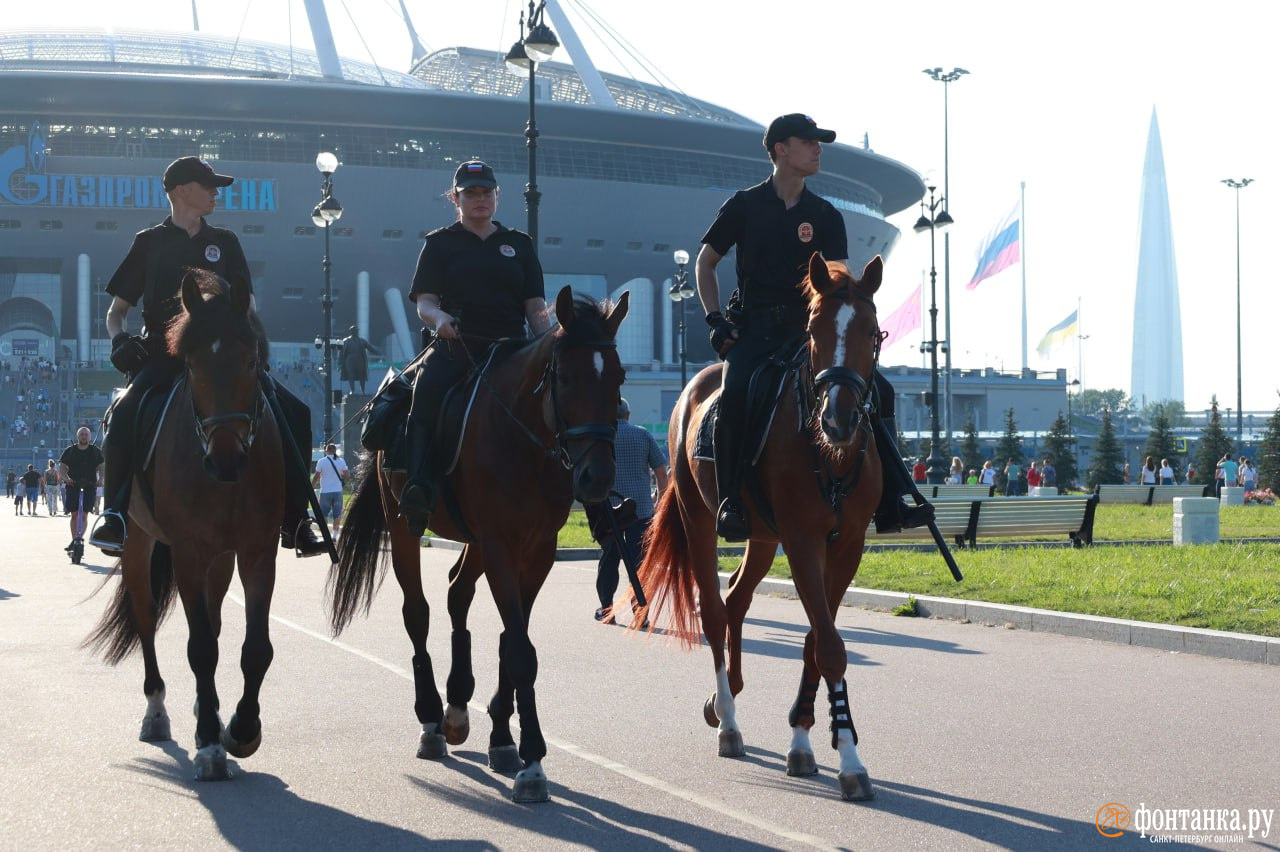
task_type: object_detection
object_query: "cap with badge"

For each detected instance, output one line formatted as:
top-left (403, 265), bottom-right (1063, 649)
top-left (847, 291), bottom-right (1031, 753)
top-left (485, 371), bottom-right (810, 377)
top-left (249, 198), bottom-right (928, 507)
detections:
top-left (453, 160), bottom-right (498, 190)
top-left (162, 157), bottom-right (235, 191)
top-left (763, 114), bottom-right (837, 152)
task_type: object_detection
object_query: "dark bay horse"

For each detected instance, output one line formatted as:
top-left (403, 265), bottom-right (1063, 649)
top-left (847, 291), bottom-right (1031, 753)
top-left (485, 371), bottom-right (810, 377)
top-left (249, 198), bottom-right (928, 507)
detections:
top-left (636, 255), bottom-right (884, 801)
top-left (85, 269), bottom-right (285, 781)
top-left (329, 286), bottom-right (628, 802)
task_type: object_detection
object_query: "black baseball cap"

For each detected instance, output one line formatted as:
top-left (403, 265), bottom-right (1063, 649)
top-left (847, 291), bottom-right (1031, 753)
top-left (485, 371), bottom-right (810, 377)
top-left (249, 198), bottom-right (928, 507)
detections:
top-left (163, 157), bottom-right (234, 191)
top-left (453, 160), bottom-right (498, 190)
top-left (763, 113), bottom-right (837, 152)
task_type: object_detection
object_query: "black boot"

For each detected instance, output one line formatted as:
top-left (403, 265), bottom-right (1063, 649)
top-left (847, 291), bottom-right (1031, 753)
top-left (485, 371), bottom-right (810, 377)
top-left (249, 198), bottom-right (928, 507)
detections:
top-left (713, 411), bottom-right (750, 542)
top-left (399, 419), bottom-right (436, 538)
top-left (90, 397), bottom-right (134, 556)
top-left (873, 416), bottom-right (934, 534)
top-left (282, 516), bottom-right (327, 557)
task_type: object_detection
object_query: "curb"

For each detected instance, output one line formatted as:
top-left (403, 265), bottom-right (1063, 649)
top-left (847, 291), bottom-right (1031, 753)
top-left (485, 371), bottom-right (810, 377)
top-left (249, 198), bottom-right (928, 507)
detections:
top-left (423, 537), bottom-right (1279, 666)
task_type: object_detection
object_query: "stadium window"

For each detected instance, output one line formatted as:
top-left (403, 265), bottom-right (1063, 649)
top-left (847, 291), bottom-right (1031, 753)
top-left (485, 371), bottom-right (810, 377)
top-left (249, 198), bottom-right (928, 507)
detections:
top-left (382, 229), bottom-right (404, 239)
top-left (625, 241), bottom-right (643, 251)
top-left (652, 243), bottom-right (670, 252)
top-left (94, 221), bottom-right (118, 231)
top-left (585, 239), bottom-right (605, 249)
top-left (282, 287), bottom-right (305, 300)
top-left (333, 227), bottom-right (353, 238)
top-left (294, 225), bottom-right (317, 236)
top-left (40, 220), bottom-right (64, 230)
top-left (0, 219), bottom-right (21, 230)
top-left (242, 223), bottom-right (265, 235)
top-left (543, 236), bottom-right (563, 247)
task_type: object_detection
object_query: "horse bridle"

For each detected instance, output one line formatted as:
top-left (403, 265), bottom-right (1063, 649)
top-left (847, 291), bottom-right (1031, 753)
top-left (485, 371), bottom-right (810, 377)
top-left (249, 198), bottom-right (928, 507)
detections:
top-left (186, 372), bottom-right (266, 457)
top-left (810, 288), bottom-right (883, 416)
top-left (533, 339), bottom-right (619, 470)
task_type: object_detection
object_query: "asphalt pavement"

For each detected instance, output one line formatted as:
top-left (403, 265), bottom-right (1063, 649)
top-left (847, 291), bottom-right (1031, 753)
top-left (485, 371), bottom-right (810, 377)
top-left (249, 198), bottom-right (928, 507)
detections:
top-left (2, 504), bottom-right (1278, 850)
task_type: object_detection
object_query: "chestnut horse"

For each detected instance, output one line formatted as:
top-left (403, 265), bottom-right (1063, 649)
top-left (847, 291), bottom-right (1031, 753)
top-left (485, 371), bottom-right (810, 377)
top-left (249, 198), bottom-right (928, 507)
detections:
top-left (329, 287), bottom-right (628, 803)
top-left (637, 255), bottom-right (884, 801)
top-left (85, 269), bottom-right (284, 781)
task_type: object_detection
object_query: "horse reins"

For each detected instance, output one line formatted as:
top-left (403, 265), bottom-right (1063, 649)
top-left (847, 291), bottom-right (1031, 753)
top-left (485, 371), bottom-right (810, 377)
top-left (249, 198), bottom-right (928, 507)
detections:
top-left (186, 373), bottom-right (266, 457)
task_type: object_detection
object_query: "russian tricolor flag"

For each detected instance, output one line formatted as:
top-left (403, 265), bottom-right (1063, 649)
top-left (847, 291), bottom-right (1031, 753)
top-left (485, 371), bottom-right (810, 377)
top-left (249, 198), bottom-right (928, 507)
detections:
top-left (966, 204), bottom-right (1020, 290)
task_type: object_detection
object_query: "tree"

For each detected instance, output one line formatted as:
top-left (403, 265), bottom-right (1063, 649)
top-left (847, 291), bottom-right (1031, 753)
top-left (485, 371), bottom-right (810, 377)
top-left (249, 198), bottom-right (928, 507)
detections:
top-left (959, 415), bottom-right (984, 478)
top-left (1041, 410), bottom-right (1078, 490)
top-left (1141, 398), bottom-right (1189, 427)
top-left (1075, 388), bottom-right (1129, 419)
top-left (1142, 407), bottom-right (1180, 480)
top-left (992, 407), bottom-right (1024, 491)
top-left (1257, 402), bottom-right (1280, 493)
top-left (1192, 397), bottom-right (1233, 487)
top-left (1086, 409), bottom-right (1125, 490)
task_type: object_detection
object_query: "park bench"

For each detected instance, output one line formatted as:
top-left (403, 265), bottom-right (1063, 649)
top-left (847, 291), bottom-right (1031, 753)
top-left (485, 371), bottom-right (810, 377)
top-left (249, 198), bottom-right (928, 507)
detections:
top-left (925, 483), bottom-right (996, 498)
top-left (868, 494), bottom-right (1098, 548)
top-left (1094, 484), bottom-right (1211, 505)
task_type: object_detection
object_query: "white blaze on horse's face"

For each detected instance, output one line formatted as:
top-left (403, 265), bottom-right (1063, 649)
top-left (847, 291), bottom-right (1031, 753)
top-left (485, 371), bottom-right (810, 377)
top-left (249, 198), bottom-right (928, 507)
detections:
top-left (822, 301), bottom-right (859, 438)
top-left (211, 338), bottom-right (221, 355)
top-left (593, 351), bottom-right (604, 378)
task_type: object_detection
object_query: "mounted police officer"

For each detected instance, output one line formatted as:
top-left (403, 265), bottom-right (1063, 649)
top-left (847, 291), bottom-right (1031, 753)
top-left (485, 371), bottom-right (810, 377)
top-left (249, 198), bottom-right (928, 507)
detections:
top-left (695, 113), bottom-right (934, 541)
top-left (91, 156), bottom-right (327, 557)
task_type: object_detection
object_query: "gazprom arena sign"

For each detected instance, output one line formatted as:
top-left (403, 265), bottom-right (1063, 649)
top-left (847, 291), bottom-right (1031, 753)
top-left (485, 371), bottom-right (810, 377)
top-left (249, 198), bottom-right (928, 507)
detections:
top-left (0, 122), bottom-right (277, 212)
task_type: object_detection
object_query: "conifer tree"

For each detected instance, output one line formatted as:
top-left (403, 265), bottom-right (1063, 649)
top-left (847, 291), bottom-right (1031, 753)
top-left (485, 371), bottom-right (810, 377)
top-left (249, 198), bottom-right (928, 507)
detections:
top-left (993, 408), bottom-right (1024, 492)
top-left (1086, 409), bottom-right (1125, 490)
top-left (959, 415), bottom-right (984, 478)
top-left (1193, 398), bottom-right (1233, 487)
top-left (1253, 402), bottom-right (1280, 492)
top-left (1142, 406), bottom-right (1181, 480)
top-left (1041, 410), bottom-right (1078, 490)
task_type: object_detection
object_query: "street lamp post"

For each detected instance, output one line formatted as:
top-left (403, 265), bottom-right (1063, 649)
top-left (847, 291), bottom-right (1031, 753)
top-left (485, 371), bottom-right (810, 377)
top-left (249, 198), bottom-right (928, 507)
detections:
top-left (505, 0), bottom-right (559, 252)
top-left (914, 185), bottom-right (950, 485)
top-left (924, 66), bottom-right (967, 448)
top-left (1068, 378), bottom-right (1081, 479)
top-left (1221, 177), bottom-right (1251, 442)
top-left (669, 249), bottom-right (695, 388)
top-left (312, 151), bottom-right (343, 443)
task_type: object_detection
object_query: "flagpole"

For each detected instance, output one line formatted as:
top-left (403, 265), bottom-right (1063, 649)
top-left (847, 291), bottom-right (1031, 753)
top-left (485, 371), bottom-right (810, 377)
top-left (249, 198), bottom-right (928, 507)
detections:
top-left (1020, 180), bottom-right (1028, 372)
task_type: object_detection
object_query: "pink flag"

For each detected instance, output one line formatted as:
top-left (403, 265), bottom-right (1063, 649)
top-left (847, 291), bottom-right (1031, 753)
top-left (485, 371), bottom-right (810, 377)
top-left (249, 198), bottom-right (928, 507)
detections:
top-left (879, 283), bottom-right (922, 351)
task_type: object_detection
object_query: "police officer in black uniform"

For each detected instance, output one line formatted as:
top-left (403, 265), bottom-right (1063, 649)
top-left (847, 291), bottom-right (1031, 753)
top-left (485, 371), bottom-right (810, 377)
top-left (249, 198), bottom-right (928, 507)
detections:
top-left (91, 156), bottom-right (326, 557)
top-left (696, 113), bottom-right (933, 541)
top-left (398, 160), bottom-right (551, 535)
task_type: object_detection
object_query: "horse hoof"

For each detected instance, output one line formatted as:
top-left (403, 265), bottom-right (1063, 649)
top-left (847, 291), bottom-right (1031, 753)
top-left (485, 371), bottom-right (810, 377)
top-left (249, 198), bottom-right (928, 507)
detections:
top-left (442, 706), bottom-right (470, 746)
top-left (512, 766), bottom-right (550, 804)
top-left (786, 749), bottom-right (818, 777)
top-left (488, 745), bottom-right (523, 774)
top-left (838, 770), bottom-right (875, 801)
top-left (718, 730), bottom-right (745, 758)
top-left (703, 694), bottom-right (720, 728)
top-left (193, 744), bottom-right (231, 781)
top-left (139, 712), bottom-right (171, 742)
top-left (221, 714), bottom-right (261, 759)
top-left (417, 731), bottom-right (448, 760)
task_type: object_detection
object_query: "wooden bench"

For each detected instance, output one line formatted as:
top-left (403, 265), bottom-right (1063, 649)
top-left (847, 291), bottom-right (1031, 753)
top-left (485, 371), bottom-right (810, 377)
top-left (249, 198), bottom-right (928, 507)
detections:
top-left (925, 484), bottom-right (996, 498)
top-left (1094, 484), bottom-right (1211, 505)
top-left (868, 494), bottom-right (1098, 548)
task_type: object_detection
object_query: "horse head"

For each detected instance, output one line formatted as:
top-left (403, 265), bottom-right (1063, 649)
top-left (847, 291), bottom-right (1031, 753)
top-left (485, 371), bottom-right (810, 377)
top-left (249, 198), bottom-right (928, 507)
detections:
top-left (172, 269), bottom-right (268, 482)
top-left (547, 285), bottom-right (629, 504)
top-left (802, 254), bottom-right (883, 448)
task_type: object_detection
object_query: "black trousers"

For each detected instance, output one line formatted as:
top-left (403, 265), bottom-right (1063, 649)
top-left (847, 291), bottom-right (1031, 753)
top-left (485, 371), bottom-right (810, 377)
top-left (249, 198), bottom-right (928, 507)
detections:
top-left (596, 519), bottom-right (650, 608)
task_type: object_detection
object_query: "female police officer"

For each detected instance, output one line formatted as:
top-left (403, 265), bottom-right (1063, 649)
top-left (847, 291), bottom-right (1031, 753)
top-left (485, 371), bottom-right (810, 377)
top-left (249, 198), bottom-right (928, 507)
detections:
top-left (398, 160), bottom-right (551, 535)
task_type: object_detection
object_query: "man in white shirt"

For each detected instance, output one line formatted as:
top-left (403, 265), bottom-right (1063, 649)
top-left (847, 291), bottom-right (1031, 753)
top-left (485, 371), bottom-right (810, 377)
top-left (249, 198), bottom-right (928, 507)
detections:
top-left (313, 443), bottom-right (350, 532)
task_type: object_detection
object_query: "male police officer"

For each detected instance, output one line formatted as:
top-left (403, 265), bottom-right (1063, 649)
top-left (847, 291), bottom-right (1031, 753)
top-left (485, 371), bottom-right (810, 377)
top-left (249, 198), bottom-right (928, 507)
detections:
top-left (91, 156), bottom-right (326, 557)
top-left (696, 113), bottom-right (933, 541)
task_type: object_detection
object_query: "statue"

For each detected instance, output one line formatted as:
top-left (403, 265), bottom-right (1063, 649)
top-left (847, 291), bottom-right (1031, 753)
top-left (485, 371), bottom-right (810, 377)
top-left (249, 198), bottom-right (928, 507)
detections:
top-left (338, 326), bottom-right (380, 394)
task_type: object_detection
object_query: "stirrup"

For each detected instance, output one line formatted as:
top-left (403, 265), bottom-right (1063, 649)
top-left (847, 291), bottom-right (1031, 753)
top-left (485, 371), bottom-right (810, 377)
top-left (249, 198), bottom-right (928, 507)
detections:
top-left (89, 511), bottom-right (126, 556)
top-left (715, 497), bottom-right (751, 542)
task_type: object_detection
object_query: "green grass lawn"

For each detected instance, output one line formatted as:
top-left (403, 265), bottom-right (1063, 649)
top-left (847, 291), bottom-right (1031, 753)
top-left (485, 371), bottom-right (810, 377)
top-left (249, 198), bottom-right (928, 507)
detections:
top-left (554, 505), bottom-right (1280, 636)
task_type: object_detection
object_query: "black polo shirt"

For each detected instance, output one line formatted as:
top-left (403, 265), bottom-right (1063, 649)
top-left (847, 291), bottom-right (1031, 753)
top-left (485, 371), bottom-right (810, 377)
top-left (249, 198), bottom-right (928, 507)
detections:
top-left (408, 221), bottom-right (544, 340)
top-left (106, 217), bottom-right (252, 334)
top-left (59, 443), bottom-right (104, 486)
top-left (701, 177), bottom-right (847, 310)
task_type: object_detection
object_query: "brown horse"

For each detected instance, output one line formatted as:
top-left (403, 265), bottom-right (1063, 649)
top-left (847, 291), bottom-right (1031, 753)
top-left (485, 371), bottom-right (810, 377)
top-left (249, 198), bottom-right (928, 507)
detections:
top-left (85, 269), bottom-right (285, 781)
top-left (329, 286), bottom-right (628, 802)
top-left (636, 255), bottom-right (884, 801)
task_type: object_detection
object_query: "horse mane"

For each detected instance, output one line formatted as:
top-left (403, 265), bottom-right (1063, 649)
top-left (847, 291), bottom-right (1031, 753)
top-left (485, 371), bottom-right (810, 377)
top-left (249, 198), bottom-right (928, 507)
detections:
top-left (165, 268), bottom-right (269, 363)
top-left (798, 259), bottom-right (858, 310)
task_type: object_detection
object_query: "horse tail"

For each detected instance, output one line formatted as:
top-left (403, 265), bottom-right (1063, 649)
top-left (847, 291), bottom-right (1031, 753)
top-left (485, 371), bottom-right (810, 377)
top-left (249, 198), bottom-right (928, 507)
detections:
top-left (82, 547), bottom-right (177, 665)
top-left (327, 454), bottom-right (389, 635)
top-left (636, 486), bottom-right (701, 648)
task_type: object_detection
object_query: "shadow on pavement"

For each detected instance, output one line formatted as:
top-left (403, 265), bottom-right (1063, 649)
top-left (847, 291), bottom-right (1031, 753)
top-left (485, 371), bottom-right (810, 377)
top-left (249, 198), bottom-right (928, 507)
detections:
top-left (0, 587), bottom-right (18, 601)
top-left (738, 616), bottom-right (982, 664)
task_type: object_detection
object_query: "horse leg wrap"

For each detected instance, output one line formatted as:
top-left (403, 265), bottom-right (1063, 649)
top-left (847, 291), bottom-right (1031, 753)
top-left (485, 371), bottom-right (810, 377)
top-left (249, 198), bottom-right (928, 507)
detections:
top-left (788, 677), bottom-right (820, 730)
top-left (828, 678), bottom-right (859, 750)
top-left (412, 653), bottom-right (444, 727)
top-left (446, 630), bottom-right (475, 706)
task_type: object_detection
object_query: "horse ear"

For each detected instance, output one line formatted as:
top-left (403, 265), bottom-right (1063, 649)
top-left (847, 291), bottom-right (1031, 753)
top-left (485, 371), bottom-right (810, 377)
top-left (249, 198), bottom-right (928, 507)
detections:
top-left (605, 291), bottom-right (630, 339)
top-left (181, 270), bottom-right (202, 316)
top-left (555, 285), bottom-right (575, 331)
top-left (859, 256), bottom-right (884, 295)
top-left (228, 273), bottom-right (251, 316)
top-left (807, 252), bottom-right (833, 294)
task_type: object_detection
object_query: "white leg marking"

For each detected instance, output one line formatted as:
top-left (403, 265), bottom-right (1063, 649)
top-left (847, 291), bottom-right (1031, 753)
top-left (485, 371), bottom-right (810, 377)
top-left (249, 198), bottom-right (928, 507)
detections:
top-left (835, 728), bottom-right (866, 776)
top-left (789, 725), bottom-right (813, 755)
top-left (714, 664), bottom-right (738, 733)
top-left (145, 689), bottom-right (167, 717)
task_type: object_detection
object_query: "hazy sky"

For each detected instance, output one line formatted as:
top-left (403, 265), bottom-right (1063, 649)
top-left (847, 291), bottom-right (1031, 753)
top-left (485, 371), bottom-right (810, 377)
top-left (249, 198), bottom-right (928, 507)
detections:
top-left (6, 0), bottom-right (1279, 417)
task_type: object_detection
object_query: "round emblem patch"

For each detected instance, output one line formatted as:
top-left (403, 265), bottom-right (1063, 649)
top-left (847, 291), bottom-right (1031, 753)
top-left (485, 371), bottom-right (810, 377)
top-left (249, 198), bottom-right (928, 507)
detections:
top-left (499, 244), bottom-right (516, 257)
top-left (205, 245), bottom-right (222, 262)
top-left (798, 223), bottom-right (814, 243)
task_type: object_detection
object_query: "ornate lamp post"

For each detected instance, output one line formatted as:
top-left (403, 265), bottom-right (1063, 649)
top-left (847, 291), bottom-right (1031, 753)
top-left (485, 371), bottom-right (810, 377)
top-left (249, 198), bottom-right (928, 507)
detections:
top-left (914, 185), bottom-right (950, 485)
top-left (1221, 177), bottom-right (1251, 442)
top-left (505, 0), bottom-right (559, 252)
top-left (669, 249), bottom-right (695, 387)
top-left (923, 66), bottom-right (967, 446)
top-left (312, 151), bottom-right (343, 442)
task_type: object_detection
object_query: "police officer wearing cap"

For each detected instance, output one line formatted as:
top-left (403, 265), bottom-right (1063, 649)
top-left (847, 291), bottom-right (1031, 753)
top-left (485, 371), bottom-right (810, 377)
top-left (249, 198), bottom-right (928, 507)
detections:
top-left (398, 160), bottom-right (551, 535)
top-left (696, 114), bottom-right (933, 541)
top-left (92, 156), bottom-right (327, 557)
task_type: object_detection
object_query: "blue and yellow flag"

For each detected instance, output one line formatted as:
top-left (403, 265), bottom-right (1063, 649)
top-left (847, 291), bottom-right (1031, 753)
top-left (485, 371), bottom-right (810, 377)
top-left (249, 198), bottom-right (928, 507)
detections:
top-left (1036, 310), bottom-right (1078, 357)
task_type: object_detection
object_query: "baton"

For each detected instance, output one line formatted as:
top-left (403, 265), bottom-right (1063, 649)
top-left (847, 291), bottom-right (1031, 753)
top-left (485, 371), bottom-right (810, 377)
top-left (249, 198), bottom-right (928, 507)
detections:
top-left (603, 499), bottom-right (647, 608)
top-left (925, 517), bottom-right (963, 582)
top-left (261, 379), bottom-right (339, 564)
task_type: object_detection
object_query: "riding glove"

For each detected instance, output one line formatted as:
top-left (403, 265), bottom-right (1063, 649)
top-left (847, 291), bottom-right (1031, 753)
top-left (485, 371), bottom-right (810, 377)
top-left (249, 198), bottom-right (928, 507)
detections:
top-left (706, 311), bottom-right (738, 357)
top-left (109, 332), bottom-right (149, 375)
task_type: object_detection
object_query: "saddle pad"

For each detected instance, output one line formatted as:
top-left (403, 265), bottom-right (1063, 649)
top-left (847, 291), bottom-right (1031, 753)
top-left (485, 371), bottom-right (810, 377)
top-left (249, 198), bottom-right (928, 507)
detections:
top-left (692, 393), bottom-right (720, 462)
